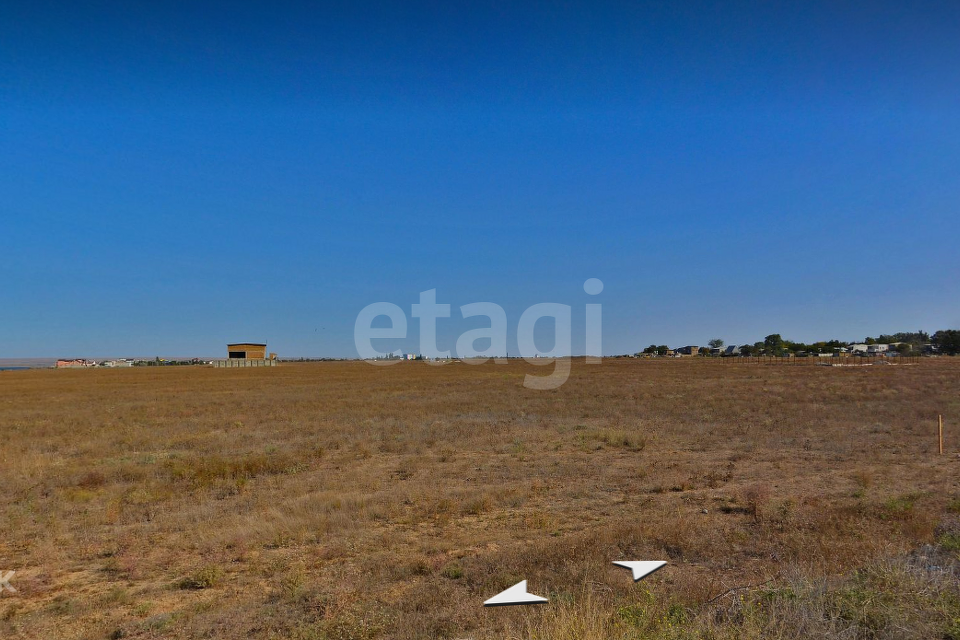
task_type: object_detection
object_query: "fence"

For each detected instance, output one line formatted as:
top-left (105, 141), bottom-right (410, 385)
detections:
top-left (212, 358), bottom-right (277, 368)
top-left (720, 355), bottom-right (921, 366)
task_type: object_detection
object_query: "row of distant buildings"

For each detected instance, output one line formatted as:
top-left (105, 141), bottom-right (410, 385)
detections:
top-left (640, 342), bottom-right (933, 358)
top-left (637, 346), bottom-right (730, 357)
top-left (57, 343), bottom-right (279, 369)
top-left (372, 352), bottom-right (424, 361)
top-left (55, 358), bottom-right (213, 368)
top-left (56, 358), bottom-right (135, 368)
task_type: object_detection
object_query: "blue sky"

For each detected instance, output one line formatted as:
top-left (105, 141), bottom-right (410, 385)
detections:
top-left (2, 1), bottom-right (958, 358)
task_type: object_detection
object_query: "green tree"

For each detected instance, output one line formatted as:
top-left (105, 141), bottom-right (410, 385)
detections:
top-left (895, 330), bottom-right (929, 344)
top-left (708, 338), bottom-right (724, 349)
top-left (764, 334), bottom-right (785, 355)
top-left (933, 330), bottom-right (960, 355)
top-left (785, 340), bottom-right (808, 353)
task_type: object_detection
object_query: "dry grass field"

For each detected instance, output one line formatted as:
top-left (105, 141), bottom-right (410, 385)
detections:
top-left (1, 358), bottom-right (959, 639)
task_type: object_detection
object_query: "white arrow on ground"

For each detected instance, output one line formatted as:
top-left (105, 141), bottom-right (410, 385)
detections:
top-left (612, 560), bottom-right (667, 582)
top-left (483, 580), bottom-right (548, 607)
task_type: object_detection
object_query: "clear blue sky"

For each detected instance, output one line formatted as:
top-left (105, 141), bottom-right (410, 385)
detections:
top-left (2, 1), bottom-right (958, 358)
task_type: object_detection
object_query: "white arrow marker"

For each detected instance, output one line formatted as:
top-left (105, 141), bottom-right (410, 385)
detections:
top-left (483, 580), bottom-right (548, 607)
top-left (0, 571), bottom-right (15, 594)
top-left (612, 560), bottom-right (667, 582)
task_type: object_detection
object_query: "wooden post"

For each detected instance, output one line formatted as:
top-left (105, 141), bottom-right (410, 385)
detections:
top-left (939, 415), bottom-right (944, 455)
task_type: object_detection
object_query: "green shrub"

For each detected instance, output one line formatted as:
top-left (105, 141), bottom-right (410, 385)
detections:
top-left (440, 563), bottom-right (463, 580)
top-left (177, 566), bottom-right (222, 590)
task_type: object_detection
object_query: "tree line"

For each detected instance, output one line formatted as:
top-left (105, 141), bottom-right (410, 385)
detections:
top-left (640, 329), bottom-right (960, 357)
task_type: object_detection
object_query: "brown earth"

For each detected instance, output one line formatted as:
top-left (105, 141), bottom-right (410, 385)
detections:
top-left (1, 358), bottom-right (958, 639)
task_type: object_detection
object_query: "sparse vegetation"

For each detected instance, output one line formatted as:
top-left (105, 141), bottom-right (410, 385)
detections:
top-left (0, 358), bottom-right (957, 639)
top-left (176, 567), bottom-right (222, 591)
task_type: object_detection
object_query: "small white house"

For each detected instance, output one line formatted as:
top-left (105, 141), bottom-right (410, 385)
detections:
top-left (849, 343), bottom-right (890, 354)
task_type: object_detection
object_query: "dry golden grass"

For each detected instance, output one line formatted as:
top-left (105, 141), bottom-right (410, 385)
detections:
top-left (1, 358), bottom-right (959, 639)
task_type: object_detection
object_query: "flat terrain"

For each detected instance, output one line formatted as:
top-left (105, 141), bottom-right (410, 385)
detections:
top-left (1, 359), bottom-right (959, 639)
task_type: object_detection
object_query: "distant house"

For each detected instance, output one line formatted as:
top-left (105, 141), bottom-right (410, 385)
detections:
top-left (676, 346), bottom-right (700, 356)
top-left (723, 345), bottom-right (741, 357)
top-left (103, 359), bottom-right (134, 368)
top-left (849, 343), bottom-right (891, 355)
top-left (56, 359), bottom-right (93, 368)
